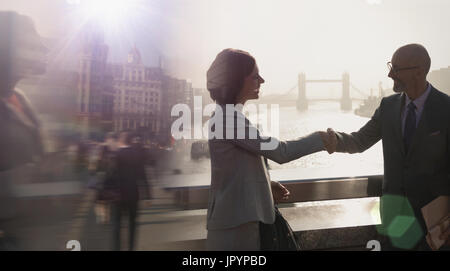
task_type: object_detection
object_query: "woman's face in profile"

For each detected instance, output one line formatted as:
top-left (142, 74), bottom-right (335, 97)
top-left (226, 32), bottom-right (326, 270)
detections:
top-left (238, 64), bottom-right (265, 103)
top-left (12, 28), bottom-right (48, 77)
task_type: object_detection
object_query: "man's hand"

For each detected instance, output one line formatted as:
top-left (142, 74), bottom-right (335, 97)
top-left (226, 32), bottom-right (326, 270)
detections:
top-left (271, 181), bottom-right (290, 203)
top-left (319, 128), bottom-right (337, 154)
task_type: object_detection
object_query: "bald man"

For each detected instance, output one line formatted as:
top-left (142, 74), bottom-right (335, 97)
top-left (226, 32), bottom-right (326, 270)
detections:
top-left (324, 44), bottom-right (450, 250)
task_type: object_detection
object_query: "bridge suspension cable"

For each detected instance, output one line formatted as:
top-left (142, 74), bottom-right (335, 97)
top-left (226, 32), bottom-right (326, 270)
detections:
top-left (280, 84), bottom-right (298, 96)
top-left (350, 83), bottom-right (370, 98)
top-left (270, 82), bottom-right (372, 100)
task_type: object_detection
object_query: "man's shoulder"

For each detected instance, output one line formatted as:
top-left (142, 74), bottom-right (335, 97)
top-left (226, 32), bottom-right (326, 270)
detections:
top-left (375, 93), bottom-right (402, 112)
top-left (381, 93), bottom-right (402, 104)
top-left (430, 86), bottom-right (450, 104)
top-left (429, 86), bottom-right (450, 119)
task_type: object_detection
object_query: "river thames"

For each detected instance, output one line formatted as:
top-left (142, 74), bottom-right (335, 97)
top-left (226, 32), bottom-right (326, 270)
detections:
top-left (164, 100), bottom-right (384, 179)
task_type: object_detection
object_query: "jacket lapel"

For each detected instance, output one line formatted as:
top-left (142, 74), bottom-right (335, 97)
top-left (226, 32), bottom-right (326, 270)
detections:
top-left (393, 94), bottom-right (406, 156)
top-left (0, 91), bottom-right (39, 131)
top-left (2, 100), bottom-right (37, 129)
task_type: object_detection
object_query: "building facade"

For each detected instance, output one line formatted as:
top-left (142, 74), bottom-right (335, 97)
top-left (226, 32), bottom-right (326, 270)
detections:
top-left (161, 76), bottom-right (194, 142)
top-left (77, 24), bottom-right (113, 139)
top-left (108, 46), bottom-right (163, 137)
top-left (428, 66), bottom-right (450, 96)
top-left (76, 23), bottom-right (194, 143)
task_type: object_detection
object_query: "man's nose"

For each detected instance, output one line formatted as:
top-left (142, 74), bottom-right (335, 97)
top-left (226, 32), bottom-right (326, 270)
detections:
top-left (259, 76), bottom-right (265, 84)
top-left (388, 69), bottom-right (394, 79)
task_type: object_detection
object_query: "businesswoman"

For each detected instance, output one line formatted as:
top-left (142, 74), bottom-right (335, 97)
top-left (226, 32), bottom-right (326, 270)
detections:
top-left (205, 48), bottom-right (332, 250)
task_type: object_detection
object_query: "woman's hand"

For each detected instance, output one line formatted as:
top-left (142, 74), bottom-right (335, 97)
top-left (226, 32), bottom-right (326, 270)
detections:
top-left (319, 128), bottom-right (337, 154)
top-left (271, 181), bottom-right (290, 203)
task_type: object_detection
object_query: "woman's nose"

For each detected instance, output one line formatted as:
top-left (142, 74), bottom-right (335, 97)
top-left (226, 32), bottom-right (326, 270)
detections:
top-left (259, 76), bottom-right (265, 84)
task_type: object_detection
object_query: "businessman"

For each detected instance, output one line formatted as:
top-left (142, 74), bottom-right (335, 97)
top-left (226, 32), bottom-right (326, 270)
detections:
top-left (324, 44), bottom-right (449, 250)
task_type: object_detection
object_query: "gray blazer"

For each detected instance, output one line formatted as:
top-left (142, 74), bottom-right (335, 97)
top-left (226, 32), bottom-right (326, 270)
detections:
top-left (335, 85), bottom-right (450, 237)
top-left (207, 105), bottom-right (325, 230)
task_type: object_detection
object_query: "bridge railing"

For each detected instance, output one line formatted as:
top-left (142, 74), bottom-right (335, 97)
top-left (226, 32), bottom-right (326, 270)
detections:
top-left (164, 175), bottom-right (383, 210)
top-left (162, 173), bottom-right (384, 250)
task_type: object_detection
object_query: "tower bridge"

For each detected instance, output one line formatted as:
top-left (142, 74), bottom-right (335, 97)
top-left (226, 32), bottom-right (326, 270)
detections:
top-left (297, 72), bottom-right (352, 111)
top-left (258, 73), bottom-right (370, 110)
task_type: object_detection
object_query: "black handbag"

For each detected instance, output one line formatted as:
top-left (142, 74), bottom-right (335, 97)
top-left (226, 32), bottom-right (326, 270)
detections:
top-left (260, 207), bottom-right (302, 251)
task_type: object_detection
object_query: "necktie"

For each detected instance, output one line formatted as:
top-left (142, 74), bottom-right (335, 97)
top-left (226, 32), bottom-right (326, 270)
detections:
top-left (404, 102), bottom-right (417, 152)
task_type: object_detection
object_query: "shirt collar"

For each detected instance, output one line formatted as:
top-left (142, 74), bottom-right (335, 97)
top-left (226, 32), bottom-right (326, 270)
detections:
top-left (404, 82), bottom-right (431, 110)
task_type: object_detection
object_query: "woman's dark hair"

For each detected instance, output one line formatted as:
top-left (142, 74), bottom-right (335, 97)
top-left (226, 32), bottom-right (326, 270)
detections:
top-left (206, 48), bottom-right (256, 105)
top-left (0, 11), bottom-right (46, 97)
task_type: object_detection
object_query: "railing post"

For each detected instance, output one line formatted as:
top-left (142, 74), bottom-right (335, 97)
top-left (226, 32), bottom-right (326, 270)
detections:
top-left (341, 72), bottom-right (352, 110)
top-left (297, 73), bottom-right (308, 111)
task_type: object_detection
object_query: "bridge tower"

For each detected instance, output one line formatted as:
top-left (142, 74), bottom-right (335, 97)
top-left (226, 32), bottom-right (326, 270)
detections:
top-left (341, 72), bottom-right (352, 110)
top-left (297, 73), bottom-right (308, 110)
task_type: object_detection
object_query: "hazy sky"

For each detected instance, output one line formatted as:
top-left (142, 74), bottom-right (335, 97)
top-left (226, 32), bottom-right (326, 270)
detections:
top-left (2, 0), bottom-right (450, 97)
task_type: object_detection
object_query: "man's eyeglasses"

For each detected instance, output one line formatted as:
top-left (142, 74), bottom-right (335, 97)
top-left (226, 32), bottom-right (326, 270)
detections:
top-left (387, 62), bottom-right (420, 73)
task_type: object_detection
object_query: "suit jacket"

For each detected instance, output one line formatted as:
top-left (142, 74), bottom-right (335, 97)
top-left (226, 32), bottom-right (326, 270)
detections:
top-left (207, 105), bottom-right (324, 230)
top-left (335, 85), bottom-right (450, 245)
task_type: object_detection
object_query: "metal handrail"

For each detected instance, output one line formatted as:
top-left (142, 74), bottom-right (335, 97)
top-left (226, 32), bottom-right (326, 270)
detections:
top-left (167, 175), bottom-right (383, 210)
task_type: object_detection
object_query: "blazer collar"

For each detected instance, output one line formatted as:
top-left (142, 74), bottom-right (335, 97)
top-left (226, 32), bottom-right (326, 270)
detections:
top-left (1, 91), bottom-right (39, 131)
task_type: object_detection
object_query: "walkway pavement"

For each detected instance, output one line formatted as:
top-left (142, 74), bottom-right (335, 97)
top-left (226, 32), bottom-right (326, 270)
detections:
top-left (71, 184), bottom-right (206, 251)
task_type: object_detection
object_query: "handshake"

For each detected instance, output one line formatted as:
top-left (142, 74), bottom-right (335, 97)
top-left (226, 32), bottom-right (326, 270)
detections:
top-left (319, 128), bottom-right (337, 154)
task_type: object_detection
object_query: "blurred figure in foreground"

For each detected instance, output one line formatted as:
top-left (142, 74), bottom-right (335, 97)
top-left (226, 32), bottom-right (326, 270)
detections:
top-left (0, 11), bottom-right (48, 250)
top-left (93, 132), bottom-right (118, 224)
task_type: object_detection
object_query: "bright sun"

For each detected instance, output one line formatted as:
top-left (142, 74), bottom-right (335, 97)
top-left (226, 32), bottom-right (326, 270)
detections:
top-left (67, 0), bottom-right (145, 30)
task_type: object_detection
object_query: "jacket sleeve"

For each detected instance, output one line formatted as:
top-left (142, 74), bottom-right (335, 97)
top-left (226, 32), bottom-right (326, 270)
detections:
top-left (228, 113), bottom-right (325, 164)
top-left (335, 101), bottom-right (383, 154)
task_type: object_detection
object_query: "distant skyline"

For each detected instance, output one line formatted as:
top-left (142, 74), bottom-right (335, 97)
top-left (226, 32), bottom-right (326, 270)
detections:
top-left (2, 0), bottom-right (450, 98)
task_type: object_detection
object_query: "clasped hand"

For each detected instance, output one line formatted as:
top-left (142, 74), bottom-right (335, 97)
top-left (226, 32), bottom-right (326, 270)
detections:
top-left (319, 128), bottom-right (337, 154)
